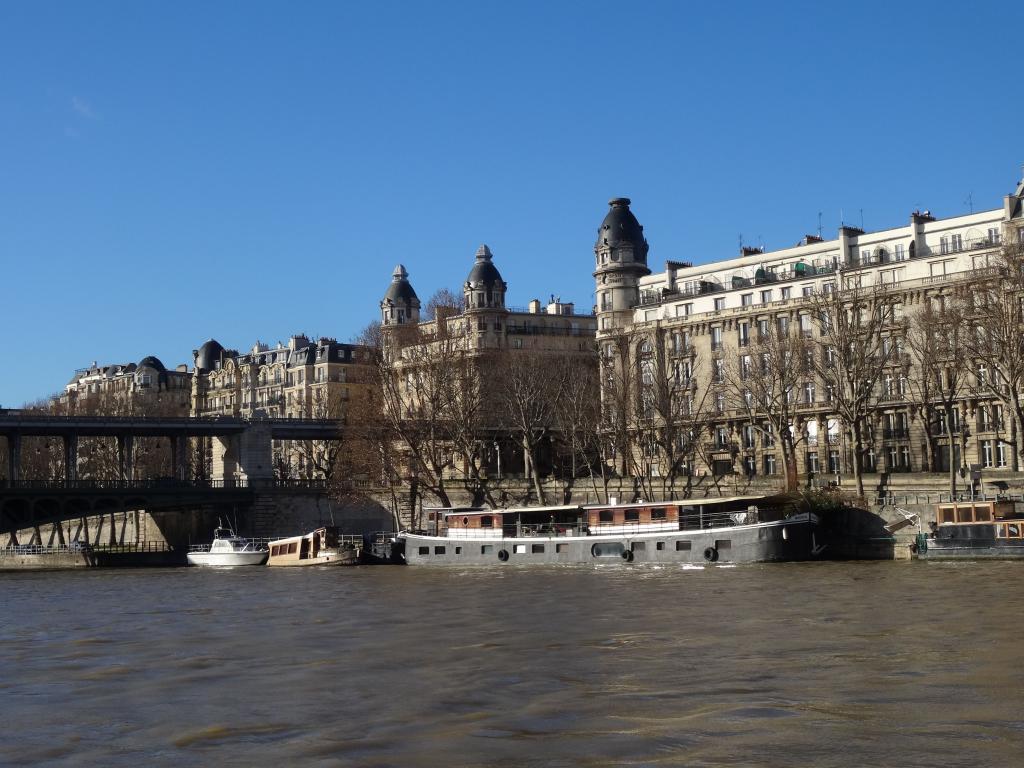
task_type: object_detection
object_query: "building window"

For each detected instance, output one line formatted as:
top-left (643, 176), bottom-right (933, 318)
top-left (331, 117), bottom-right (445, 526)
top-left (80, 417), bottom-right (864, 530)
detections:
top-left (711, 327), bottom-right (723, 351)
top-left (807, 452), bottom-right (820, 473)
top-left (894, 243), bottom-right (906, 261)
top-left (760, 289), bottom-right (772, 303)
top-left (714, 297), bottom-right (726, 311)
top-left (982, 440), bottom-right (994, 469)
top-left (828, 450), bottom-right (841, 473)
top-left (781, 287), bottom-right (791, 300)
top-left (713, 359), bottom-right (724, 384)
top-left (764, 454), bottom-right (777, 475)
top-left (741, 293), bottom-right (752, 307)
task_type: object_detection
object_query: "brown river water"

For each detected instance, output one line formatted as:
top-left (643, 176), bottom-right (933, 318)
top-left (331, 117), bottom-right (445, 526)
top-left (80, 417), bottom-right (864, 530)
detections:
top-left (2, 561), bottom-right (1023, 767)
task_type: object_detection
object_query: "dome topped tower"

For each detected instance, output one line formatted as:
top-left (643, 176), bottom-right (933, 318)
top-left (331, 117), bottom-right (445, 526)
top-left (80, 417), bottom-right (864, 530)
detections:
top-left (194, 339), bottom-right (225, 372)
top-left (464, 245), bottom-right (507, 311)
top-left (594, 197), bottom-right (651, 335)
top-left (381, 264), bottom-right (421, 326)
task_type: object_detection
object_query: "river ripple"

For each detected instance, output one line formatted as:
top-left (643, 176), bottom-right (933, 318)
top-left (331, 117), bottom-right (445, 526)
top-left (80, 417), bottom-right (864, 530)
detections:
top-left (1, 562), bottom-right (1023, 767)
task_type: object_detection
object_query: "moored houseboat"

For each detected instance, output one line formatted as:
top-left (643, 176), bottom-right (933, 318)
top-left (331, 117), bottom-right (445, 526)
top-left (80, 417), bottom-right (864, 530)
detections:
top-left (396, 495), bottom-right (820, 565)
top-left (266, 527), bottom-right (360, 567)
top-left (918, 500), bottom-right (1024, 559)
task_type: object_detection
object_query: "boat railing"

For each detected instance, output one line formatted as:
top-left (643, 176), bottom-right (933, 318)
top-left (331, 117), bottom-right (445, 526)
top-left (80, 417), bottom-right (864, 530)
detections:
top-left (189, 537), bottom-right (273, 552)
top-left (0, 541), bottom-right (176, 555)
top-left (437, 509), bottom-right (769, 539)
top-left (872, 492), bottom-right (1011, 506)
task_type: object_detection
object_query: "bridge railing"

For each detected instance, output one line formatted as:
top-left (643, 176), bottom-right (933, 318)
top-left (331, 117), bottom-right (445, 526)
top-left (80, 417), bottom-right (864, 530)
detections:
top-left (0, 478), bottom-right (330, 491)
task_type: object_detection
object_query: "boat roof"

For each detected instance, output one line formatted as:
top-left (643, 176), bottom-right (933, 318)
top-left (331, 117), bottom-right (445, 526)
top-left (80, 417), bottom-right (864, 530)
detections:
top-left (441, 504), bottom-right (581, 518)
top-left (583, 494), bottom-right (777, 510)
top-left (432, 495), bottom-right (784, 518)
top-left (267, 526), bottom-right (335, 544)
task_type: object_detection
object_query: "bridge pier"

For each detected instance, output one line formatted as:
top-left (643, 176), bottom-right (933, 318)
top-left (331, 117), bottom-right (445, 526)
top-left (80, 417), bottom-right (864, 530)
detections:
top-left (6, 433), bottom-right (20, 487)
top-left (212, 424), bottom-right (272, 486)
top-left (63, 433), bottom-right (78, 486)
top-left (118, 435), bottom-right (134, 482)
top-left (170, 436), bottom-right (187, 481)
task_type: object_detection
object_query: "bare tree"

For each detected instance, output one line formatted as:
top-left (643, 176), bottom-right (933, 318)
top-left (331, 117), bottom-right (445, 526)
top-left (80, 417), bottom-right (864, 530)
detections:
top-left (553, 346), bottom-right (607, 502)
top-left (371, 315), bottom-right (481, 509)
top-left (809, 272), bottom-right (901, 500)
top-left (723, 317), bottom-right (812, 492)
top-left (423, 288), bottom-right (465, 321)
top-left (634, 329), bottom-right (713, 500)
top-left (494, 350), bottom-right (569, 505)
top-left (905, 294), bottom-right (972, 495)
top-left (963, 242), bottom-right (1024, 470)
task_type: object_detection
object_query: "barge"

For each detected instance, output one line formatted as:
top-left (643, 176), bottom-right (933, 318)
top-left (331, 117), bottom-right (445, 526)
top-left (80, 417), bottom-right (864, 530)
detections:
top-left (396, 495), bottom-right (820, 565)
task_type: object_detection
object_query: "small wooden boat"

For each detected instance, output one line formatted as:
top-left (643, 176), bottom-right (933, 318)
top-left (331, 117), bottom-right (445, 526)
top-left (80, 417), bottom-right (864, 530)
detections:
top-left (918, 500), bottom-right (1024, 559)
top-left (266, 526), bottom-right (359, 567)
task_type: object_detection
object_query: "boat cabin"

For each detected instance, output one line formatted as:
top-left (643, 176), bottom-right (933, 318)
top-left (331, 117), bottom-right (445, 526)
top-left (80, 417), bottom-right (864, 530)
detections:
top-left (583, 502), bottom-right (680, 533)
top-left (935, 501), bottom-right (1016, 526)
top-left (442, 506), bottom-right (585, 538)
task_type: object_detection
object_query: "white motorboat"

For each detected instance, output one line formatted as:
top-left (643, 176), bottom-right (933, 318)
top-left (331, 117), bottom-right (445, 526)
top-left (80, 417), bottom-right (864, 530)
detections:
top-left (187, 527), bottom-right (268, 567)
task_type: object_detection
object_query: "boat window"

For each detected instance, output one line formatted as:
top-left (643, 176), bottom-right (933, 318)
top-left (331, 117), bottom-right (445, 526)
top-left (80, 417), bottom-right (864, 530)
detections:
top-left (481, 545), bottom-right (493, 554)
top-left (632, 542), bottom-right (645, 552)
top-left (418, 546), bottom-right (429, 555)
top-left (556, 543), bottom-right (568, 553)
top-left (656, 541), bottom-right (665, 550)
top-left (975, 507), bottom-right (992, 522)
top-left (514, 544), bottom-right (527, 554)
top-left (956, 508), bottom-right (974, 523)
top-left (939, 507), bottom-right (955, 524)
top-left (434, 546), bottom-right (446, 555)
top-left (1007, 524), bottom-right (1021, 538)
top-left (462, 517), bottom-right (469, 526)
top-left (676, 541), bottom-right (692, 551)
top-left (480, 516), bottom-right (494, 528)
top-left (624, 510), bottom-right (640, 522)
top-left (532, 544), bottom-right (545, 554)
top-left (599, 510), bottom-right (614, 523)
top-left (651, 509), bottom-right (666, 520)
top-left (591, 542), bottom-right (625, 558)
top-left (715, 539), bottom-right (732, 550)
top-left (287, 542), bottom-right (298, 555)
top-left (455, 547), bottom-right (462, 555)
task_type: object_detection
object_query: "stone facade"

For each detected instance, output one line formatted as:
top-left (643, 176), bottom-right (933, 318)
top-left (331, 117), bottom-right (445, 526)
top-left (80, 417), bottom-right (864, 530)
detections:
top-left (596, 178), bottom-right (1024, 488)
top-left (59, 356), bottom-right (190, 416)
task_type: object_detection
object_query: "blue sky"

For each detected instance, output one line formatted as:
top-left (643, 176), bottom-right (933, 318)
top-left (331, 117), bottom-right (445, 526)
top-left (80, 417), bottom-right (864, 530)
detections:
top-left (2, 1), bottom-right (1022, 406)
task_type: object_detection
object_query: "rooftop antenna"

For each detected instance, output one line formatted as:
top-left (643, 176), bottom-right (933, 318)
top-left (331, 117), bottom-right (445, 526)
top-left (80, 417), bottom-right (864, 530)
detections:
top-left (817, 212), bottom-right (823, 238)
top-left (964, 191), bottom-right (974, 213)
top-left (738, 233), bottom-right (744, 250)
top-left (840, 208), bottom-right (844, 227)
